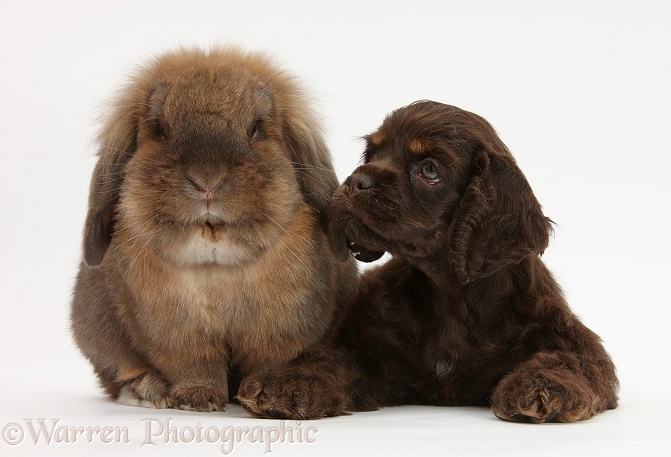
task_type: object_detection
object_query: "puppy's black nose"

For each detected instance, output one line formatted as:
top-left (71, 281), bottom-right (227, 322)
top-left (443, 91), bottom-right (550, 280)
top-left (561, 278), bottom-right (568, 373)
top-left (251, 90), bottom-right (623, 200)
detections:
top-left (346, 172), bottom-right (373, 196)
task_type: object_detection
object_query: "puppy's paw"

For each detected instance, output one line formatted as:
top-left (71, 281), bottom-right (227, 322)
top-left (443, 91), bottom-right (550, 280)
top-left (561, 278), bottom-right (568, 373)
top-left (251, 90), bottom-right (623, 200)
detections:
top-left (237, 371), bottom-right (346, 420)
top-left (167, 384), bottom-right (227, 412)
top-left (117, 371), bottom-right (170, 409)
top-left (491, 367), bottom-right (598, 423)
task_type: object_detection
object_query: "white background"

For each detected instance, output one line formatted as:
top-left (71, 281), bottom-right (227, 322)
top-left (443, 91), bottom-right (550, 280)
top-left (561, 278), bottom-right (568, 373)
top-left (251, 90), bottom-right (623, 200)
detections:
top-left (1, 0), bottom-right (670, 455)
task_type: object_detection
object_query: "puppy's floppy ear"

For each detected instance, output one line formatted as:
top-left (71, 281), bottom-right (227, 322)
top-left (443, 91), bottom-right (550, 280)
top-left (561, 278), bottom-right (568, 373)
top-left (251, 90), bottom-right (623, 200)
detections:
top-left (82, 96), bottom-right (139, 267)
top-left (448, 144), bottom-right (552, 285)
top-left (283, 115), bottom-right (350, 262)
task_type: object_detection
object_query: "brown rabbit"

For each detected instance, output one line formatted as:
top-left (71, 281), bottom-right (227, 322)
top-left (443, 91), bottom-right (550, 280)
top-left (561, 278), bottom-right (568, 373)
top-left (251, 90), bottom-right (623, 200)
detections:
top-left (70, 47), bottom-right (358, 411)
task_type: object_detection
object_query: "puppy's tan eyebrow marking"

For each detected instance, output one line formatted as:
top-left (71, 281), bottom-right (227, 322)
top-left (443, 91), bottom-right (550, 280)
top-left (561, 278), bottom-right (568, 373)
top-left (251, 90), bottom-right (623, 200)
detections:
top-left (366, 130), bottom-right (386, 147)
top-left (408, 138), bottom-right (430, 155)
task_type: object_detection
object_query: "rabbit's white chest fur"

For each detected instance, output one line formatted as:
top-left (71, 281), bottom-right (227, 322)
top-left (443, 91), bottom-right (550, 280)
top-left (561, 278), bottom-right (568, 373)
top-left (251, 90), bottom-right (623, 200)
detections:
top-left (177, 233), bottom-right (250, 266)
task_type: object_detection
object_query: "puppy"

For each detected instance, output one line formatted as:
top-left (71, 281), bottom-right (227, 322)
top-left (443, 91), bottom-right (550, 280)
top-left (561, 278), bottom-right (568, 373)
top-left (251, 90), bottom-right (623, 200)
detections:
top-left (70, 47), bottom-right (358, 411)
top-left (238, 100), bottom-right (619, 422)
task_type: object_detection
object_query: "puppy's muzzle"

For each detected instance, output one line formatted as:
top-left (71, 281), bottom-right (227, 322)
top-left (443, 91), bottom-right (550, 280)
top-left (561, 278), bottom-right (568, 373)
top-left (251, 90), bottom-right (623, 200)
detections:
top-left (341, 171), bottom-right (385, 263)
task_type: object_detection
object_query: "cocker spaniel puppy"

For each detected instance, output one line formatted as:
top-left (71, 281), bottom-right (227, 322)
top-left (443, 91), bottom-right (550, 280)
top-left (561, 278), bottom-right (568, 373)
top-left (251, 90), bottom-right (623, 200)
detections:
top-left (238, 101), bottom-right (619, 422)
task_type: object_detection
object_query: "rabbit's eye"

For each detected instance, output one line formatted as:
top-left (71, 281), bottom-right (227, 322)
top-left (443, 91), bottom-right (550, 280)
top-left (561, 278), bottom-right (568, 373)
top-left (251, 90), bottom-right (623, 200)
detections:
top-left (152, 119), bottom-right (169, 141)
top-left (248, 118), bottom-right (265, 140)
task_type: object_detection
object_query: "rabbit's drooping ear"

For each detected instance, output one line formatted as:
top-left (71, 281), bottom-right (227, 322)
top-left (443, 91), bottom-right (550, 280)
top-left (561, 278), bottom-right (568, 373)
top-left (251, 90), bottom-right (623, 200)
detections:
top-left (82, 101), bottom-right (138, 267)
top-left (448, 148), bottom-right (552, 285)
top-left (283, 116), bottom-right (350, 262)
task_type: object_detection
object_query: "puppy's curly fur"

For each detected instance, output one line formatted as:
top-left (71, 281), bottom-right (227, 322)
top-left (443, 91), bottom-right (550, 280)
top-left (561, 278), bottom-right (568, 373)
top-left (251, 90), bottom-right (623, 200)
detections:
top-left (238, 101), bottom-right (619, 423)
top-left (70, 47), bottom-right (358, 411)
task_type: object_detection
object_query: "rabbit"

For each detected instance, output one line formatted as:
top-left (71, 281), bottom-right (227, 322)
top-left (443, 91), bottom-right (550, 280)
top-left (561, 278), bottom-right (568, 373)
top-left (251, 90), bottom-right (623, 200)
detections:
top-left (70, 47), bottom-right (358, 412)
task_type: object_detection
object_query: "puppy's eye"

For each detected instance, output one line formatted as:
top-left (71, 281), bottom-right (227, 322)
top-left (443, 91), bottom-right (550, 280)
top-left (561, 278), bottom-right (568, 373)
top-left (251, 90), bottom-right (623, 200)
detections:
top-left (248, 118), bottom-right (265, 140)
top-left (419, 161), bottom-right (441, 184)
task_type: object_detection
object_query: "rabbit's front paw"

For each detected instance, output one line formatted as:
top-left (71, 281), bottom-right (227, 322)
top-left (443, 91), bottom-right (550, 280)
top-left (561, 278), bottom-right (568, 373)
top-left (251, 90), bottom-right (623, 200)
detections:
top-left (117, 371), bottom-right (170, 409)
top-left (167, 384), bottom-right (227, 412)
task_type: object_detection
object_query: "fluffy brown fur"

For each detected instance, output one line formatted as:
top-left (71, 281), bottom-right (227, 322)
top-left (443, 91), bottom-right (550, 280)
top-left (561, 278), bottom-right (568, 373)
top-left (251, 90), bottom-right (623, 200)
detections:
top-left (238, 101), bottom-right (619, 423)
top-left (70, 47), bottom-right (358, 411)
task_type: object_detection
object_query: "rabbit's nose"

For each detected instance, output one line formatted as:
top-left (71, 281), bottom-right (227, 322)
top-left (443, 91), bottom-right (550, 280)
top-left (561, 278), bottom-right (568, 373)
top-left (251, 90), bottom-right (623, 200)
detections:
top-left (186, 175), bottom-right (222, 201)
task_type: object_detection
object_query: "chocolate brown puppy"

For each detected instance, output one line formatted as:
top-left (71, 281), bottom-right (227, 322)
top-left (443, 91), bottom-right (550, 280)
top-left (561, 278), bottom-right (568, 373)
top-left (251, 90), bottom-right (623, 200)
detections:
top-left (70, 47), bottom-right (358, 411)
top-left (238, 101), bottom-right (618, 422)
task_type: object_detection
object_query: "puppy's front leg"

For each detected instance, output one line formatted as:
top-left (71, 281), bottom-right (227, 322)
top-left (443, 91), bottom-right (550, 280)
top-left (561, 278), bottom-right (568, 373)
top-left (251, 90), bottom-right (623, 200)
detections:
top-left (491, 351), bottom-right (616, 423)
top-left (237, 341), bottom-right (374, 419)
top-left (237, 285), bottom-right (394, 419)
